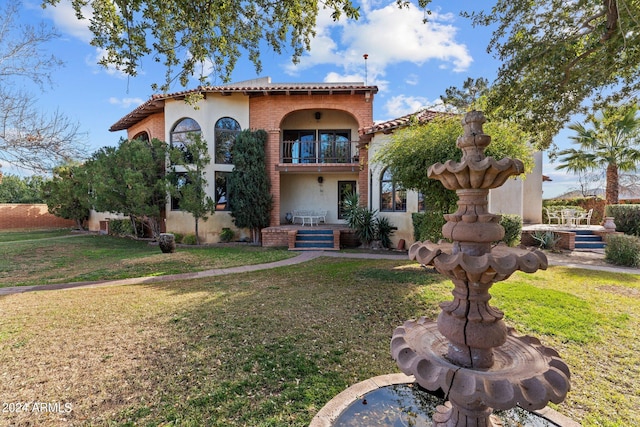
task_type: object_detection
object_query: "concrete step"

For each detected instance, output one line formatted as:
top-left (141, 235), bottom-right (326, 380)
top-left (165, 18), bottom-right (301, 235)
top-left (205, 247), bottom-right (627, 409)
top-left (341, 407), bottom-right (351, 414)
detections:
top-left (574, 231), bottom-right (605, 249)
top-left (290, 229), bottom-right (339, 251)
top-left (575, 241), bottom-right (606, 249)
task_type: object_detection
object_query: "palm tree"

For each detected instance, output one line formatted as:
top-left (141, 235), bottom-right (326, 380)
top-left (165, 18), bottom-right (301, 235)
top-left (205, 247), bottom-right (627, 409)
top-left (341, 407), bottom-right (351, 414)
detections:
top-left (556, 103), bottom-right (640, 204)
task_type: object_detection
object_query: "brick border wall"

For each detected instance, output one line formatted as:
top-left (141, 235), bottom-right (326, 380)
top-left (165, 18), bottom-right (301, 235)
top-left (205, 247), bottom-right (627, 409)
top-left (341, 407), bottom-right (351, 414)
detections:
top-left (0, 204), bottom-right (76, 229)
top-left (521, 230), bottom-right (576, 250)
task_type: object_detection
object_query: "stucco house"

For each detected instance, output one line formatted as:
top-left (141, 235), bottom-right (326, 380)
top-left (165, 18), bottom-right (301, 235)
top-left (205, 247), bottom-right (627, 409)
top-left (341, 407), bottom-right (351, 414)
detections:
top-left (90, 77), bottom-right (542, 248)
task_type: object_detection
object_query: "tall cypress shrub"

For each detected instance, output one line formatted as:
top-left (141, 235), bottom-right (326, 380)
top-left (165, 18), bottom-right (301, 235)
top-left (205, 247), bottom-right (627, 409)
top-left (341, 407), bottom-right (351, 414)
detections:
top-left (228, 129), bottom-right (273, 244)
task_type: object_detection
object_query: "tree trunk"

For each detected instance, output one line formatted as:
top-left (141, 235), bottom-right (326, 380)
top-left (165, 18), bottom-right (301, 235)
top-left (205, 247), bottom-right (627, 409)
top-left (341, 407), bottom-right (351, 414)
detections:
top-left (195, 218), bottom-right (200, 245)
top-left (252, 227), bottom-right (261, 245)
top-left (605, 163), bottom-right (619, 205)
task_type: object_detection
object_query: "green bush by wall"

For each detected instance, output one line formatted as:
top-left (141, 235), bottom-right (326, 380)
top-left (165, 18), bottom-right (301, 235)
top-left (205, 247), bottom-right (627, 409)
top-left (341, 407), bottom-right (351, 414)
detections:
top-left (605, 234), bottom-right (640, 267)
top-left (605, 204), bottom-right (640, 236)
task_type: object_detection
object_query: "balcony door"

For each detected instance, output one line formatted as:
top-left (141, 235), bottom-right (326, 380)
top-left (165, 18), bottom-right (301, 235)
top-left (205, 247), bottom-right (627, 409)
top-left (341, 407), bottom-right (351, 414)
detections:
top-left (283, 130), bottom-right (316, 163)
top-left (320, 130), bottom-right (350, 163)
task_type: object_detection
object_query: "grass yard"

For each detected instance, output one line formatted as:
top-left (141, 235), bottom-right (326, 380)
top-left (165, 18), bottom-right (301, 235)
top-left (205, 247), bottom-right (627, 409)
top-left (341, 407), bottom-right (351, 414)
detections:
top-left (0, 230), bottom-right (296, 287)
top-left (0, 231), bottom-right (638, 426)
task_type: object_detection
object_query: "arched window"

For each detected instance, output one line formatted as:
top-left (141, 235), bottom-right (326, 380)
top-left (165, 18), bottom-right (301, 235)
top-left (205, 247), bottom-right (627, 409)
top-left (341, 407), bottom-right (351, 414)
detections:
top-left (380, 168), bottom-right (406, 212)
top-left (132, 131), bottom-right (149, 142)
top-left (171, 118), bottom-right (201, 163)
top-left (215, 117), bottom-right (241, 164)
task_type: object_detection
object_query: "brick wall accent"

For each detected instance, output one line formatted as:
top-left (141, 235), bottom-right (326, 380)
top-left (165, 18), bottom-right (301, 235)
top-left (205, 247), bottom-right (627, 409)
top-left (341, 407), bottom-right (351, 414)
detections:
top-left (521, 230), bottom-right (575, 250)
top-left (127, 113), bottom-right (166, 141)
top-left (250, 93), bottom-right (375, 226)
top-left (0, 204), bottom-right (76, 229)
top-left (261, 227), bottom-right (290, 247)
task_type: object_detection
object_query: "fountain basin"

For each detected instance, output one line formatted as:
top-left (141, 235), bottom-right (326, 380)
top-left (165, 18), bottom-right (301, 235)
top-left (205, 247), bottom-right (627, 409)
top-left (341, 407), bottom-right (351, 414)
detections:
top-left (310, 374), bottom-right (579, 427)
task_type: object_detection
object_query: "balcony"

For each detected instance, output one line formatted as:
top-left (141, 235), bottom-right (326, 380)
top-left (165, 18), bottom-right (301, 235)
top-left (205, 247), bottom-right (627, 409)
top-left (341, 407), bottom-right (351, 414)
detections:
top-left (280, 140), bottom-right (358, 164)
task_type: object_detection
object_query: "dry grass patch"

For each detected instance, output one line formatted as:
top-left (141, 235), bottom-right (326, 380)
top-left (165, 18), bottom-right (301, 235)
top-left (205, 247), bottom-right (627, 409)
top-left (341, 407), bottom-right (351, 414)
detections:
top-left (0, 257), bottom-right (638, 426)
top-left (0, 233), bottom-right (295, 287)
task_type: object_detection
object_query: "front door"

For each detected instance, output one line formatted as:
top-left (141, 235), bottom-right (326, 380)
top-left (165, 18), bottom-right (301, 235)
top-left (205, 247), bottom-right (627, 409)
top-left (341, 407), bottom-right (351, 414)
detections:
top-left (338, 181), bottom-right (357, 220)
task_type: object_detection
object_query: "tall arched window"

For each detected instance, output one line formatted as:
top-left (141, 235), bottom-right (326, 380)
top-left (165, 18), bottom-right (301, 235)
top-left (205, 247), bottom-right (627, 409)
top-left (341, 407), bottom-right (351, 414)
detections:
top-left (132, 131), bottom-right (149, 142)
top-left (380, 168), bottom-right (406, 212)
top-left (170, 118), bottom-right (201, 163)
top-left (215, 117), bottom-right (241, 164)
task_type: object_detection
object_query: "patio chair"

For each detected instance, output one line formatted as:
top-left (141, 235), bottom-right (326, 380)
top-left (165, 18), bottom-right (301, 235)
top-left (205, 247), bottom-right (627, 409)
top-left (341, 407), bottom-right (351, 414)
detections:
top-left (545, 208), bottom-right (562, 225)
top-left (575, 208), bottom-right (593, 226)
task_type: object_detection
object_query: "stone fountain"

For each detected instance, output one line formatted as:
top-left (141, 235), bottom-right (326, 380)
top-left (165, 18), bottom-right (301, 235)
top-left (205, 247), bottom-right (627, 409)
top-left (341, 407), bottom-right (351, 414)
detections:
top-left (391, 111), bottom-right (571, 426)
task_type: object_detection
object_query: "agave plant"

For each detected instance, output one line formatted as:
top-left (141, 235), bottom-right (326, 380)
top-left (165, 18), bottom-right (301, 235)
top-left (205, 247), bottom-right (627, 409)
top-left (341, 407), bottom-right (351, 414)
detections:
top-left (532, 230), bottom-right (561, 250)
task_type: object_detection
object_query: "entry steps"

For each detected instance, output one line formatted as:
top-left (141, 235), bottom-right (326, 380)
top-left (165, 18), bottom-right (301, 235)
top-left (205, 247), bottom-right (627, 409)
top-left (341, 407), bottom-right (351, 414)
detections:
top-left (574, 229), bottom-right (606, 250)
top-left (290, 229), bottom-right (339, 251)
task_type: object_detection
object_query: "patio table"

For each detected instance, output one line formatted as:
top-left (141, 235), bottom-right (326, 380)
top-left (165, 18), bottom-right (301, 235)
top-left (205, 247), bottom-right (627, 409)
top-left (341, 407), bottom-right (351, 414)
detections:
top-left (560, 209), bottom-right (578, 226)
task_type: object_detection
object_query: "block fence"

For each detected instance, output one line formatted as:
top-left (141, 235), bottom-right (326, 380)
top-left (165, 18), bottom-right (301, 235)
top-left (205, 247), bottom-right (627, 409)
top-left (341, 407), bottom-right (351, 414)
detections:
top-left (0, 204), bottom-right (76, 229)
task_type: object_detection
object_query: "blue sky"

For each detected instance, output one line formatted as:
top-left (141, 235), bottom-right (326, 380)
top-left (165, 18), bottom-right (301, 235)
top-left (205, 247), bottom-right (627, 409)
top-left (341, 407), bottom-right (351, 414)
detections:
top-left (13, 0), bottom-right (576, 198)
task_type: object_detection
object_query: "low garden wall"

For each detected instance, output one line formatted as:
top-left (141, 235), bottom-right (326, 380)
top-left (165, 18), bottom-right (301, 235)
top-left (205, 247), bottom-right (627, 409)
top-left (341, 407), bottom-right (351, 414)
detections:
top-left (0, 204), bottom-right (75, 229)
top-left (521, 230), bottom-right (576, 250)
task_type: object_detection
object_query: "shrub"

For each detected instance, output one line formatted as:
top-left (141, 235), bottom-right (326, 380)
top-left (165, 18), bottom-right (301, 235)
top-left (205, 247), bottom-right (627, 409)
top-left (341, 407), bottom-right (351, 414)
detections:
top-left (343, 191), bottom-right (396, 248)
top-left (172, 233), bottom-right (184, 243)
top-left (412, 211), bottom-right (446, 243)
top-left (499, 214), bottom-right (522, 247)
top-left (375, 216), bottom-right (395, 249)
top-left (605, 204), bottom-right (640, 236)
top-left (605, 234), bottom-right (640, 267)
top-left (182, 234), bottom-right (198, 245)
top-left (108, 219), bottom-right (135, 236)
top-left (220, 227), bottom-right (235, 243)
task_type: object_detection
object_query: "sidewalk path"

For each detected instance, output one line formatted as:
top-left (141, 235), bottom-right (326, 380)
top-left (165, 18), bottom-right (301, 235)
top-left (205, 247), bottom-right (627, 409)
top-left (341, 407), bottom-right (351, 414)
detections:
top-left (1, 249), bottom-right (638, 297)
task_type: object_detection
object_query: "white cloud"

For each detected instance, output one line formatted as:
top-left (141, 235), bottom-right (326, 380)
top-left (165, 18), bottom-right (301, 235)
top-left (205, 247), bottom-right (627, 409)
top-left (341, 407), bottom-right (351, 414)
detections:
top-left (42, 1), bottom-right (132, 79)
top-left (41, 0), bottom-right (93, 43)
top-left (285, 2), bottom-right (472, 84)
top-left (384, 95), bottom-right (442, 120)
top-left (109, 97), bottom-right (145, 109)
top-left (405, 74), bottom-right (419, 85)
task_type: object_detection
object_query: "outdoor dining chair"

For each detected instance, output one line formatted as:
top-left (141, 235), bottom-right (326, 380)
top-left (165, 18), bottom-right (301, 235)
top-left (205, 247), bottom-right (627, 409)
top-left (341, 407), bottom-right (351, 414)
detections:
top-left (575, 208), bottom-right (593, 226)
top-left (545, 208), bottom-right (562, 225)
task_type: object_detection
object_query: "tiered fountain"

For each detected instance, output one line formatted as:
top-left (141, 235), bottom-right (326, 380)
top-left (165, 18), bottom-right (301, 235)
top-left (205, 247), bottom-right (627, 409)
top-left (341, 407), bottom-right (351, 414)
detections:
top-left (391, 111), bottom-right (571, 426)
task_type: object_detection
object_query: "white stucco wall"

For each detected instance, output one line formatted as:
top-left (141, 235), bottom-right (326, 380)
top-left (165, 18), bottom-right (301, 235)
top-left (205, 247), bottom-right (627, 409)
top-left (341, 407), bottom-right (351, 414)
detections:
top-left (163, 94), bottom-right (250, 243)
top-left (487, 151), bottom-right (543, 224)
top-left (280, 173), bottom-right (359, 224)
top-left (86, 210), bottom-right (127, 232)
top-left (368, 132), bottom-right (544, 248)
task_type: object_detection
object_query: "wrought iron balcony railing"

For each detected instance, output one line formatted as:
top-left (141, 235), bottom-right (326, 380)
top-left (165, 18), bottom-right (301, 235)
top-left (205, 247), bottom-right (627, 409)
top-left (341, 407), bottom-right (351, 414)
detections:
top-left (281, 140), bottom-right (358, 164)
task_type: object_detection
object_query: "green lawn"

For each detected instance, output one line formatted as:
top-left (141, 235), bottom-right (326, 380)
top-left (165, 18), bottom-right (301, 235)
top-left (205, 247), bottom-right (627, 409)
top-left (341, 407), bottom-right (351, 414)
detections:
top-left (0, 231), bottom-right (638, 426)
top-left (0, 230), bottom-right (296, 287)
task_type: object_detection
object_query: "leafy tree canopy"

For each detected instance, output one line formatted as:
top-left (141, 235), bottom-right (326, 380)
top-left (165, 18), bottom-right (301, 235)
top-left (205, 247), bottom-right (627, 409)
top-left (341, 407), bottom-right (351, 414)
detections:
top-left (441, 77), bottom-right (489, 112)
top-left (467, 0), bottom-right (640, 149)
top-left (372, 114), bottom-right (534, 212)
top-left (0, 174), bottom-right (46, 203)
top-left (87, 138), bottom-right (168, 237)
top-left (42, 0), bottom-right (432, 91)
top-left (41, 163), bottom-right (91, 229)
top-left (43, 0), bottom-right (356, 91)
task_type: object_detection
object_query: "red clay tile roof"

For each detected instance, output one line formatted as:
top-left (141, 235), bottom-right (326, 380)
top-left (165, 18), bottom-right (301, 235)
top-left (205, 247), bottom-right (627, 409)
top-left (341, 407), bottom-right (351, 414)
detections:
top-left (360, 109), bottom-right (454, 135)
top-left (109, 82), bottom-right (379, 131)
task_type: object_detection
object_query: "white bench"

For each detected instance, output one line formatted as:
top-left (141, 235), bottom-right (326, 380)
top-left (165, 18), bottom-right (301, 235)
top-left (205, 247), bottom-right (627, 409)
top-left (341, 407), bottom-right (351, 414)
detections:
top-left (292, 210), bottom-right (327, 226)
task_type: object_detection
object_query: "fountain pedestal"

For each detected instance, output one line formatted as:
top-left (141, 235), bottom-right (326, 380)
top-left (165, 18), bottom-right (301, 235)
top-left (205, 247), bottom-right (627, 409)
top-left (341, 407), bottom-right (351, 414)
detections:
top-left (391, 111), bottom-right (570, 427)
